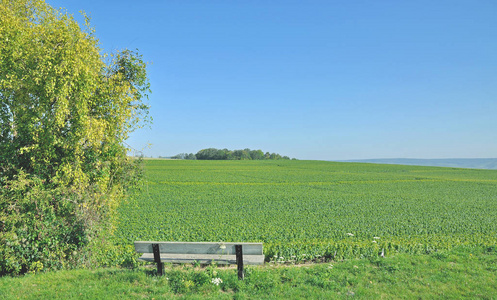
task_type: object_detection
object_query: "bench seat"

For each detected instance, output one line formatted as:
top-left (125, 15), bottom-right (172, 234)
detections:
top-left (137, 253), bottom-right (264, 265)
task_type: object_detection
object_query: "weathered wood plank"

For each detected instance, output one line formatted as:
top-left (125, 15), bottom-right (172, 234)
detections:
top-left (134, 241), bottom-right (263, 256)
top-left (137, 253), bottom-right (264, 265)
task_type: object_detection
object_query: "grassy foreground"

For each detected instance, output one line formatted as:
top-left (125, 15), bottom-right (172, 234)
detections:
top-left (1, 247), bottom-right (496, 299)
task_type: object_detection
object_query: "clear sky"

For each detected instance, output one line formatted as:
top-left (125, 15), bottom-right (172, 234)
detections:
top-left (46, 0), bottom-right (497, 160)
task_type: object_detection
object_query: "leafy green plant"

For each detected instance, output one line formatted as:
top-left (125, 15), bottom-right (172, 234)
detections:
top-left (116, 160), bottom-right (497, 263)
top-left (0, 0), bottom-right (149, 275)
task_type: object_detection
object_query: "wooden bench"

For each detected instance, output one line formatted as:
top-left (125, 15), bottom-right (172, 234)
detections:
top-left (134, 241), bottom-right (264, 279)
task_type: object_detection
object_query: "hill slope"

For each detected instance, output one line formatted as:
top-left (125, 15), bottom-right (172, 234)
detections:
top-left (337, 158), bottom-right (497, 169)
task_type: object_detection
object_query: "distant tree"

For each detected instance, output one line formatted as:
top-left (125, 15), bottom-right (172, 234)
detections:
top-left (224, 150), bottom-right (234, 160)
top-left (232, 149), bottom-right (250, 160)
top-left (194, 148), bottom-right (292, 161)
top-left (232, 149), bottom-right (243, 160)
top-left (250, 149), bottom-right (265, 160)
top-left (171, 153), bottom-right (188, 159)
top-left (196, 148), bottom-right (218, 160)
top-left (170, 153), bottom-right (197, 160)
top-left (216, 148), bottom-right (230, 160)
top-left (185, 153), bottom-right (196, 160)
top-left (241, 150), bottom-right (251, 160)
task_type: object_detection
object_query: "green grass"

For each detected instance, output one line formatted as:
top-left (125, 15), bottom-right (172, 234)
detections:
top-left (1, 247), bottom-right (496, 299)
top-left (2, 160), bottom-right (497, 298)
top-left (115, 160), bottom-right (497, 261)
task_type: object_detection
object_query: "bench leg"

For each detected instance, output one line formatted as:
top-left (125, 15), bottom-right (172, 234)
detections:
top-left (235, 245), bottom-right (244, 280)
top-left (157, 261), bottom-right (164, 276)
top-left (152, 243), bottom-right (164, 276)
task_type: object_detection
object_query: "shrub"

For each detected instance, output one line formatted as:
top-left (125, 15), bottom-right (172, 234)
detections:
top-left (0, 0), bottom-right (149, 275)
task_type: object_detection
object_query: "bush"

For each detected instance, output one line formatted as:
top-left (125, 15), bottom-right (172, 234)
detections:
top-left (0, 0), bottom-right (149, 275)
top-left (0, 173), bottom-right (81, 274)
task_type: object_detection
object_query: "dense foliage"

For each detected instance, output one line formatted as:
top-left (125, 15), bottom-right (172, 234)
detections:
top-left (0, 0), bottom-right (150, 275)
top-left (116, 160), bottom-right (497, 262)
top-left (191, 148), bottom-right (293, 160)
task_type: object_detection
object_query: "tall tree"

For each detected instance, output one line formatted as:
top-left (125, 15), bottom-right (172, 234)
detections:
top-left (0, 0), bottom-right (150, 275)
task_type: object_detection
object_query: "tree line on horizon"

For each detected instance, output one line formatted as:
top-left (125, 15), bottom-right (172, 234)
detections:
top-left (169, 148), bottom-right (296, 160)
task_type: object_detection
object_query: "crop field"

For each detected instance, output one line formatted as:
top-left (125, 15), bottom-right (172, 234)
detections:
top-left (115, 160), bottom-right (497, 261)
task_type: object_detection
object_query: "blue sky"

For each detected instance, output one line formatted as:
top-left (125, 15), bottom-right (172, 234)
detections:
top-left (47, 0), bottom-right (497, 160)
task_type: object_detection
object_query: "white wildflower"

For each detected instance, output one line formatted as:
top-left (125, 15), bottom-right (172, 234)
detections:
top-left (346, 233), bottom-right (354, 237)
top-left (372, 240), bottom-right (377, 243)
top-left (211, 278), bottom-right (223, 285)
top-left (373, 237), bottom-right (380, 239)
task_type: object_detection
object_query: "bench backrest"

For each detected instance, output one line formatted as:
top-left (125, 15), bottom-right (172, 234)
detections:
top-left (134, 241), bottom-right (263, 256)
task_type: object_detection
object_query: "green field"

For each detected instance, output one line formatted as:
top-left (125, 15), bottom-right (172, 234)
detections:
top-left (2, 159), bottom-right (497, 299)
top-left (115, 160), bottom-right (497, 261)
